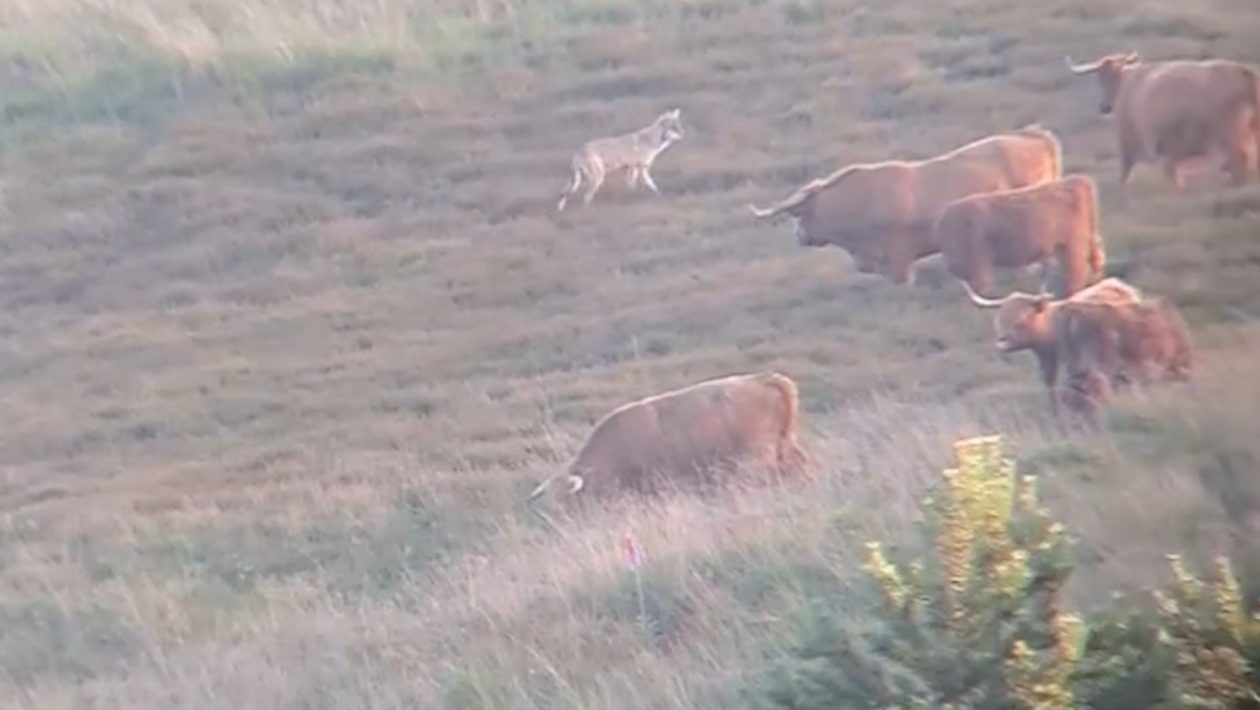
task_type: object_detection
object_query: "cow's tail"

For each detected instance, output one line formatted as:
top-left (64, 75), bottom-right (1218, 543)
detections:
top-left (1048, 128), bottom-right (1065, 181)
top-left (1016, 122), bottom-right (1063, 181)
top-left (761, 372), bottom-right (809, 475)
top-left (1084, 177), bottom-right (1106, 281)
top-left (1251, 71), bottom-right (1260, 176)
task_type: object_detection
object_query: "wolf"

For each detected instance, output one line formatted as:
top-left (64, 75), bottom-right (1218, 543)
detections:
top-left (556, 108), bottom-right (685, 211)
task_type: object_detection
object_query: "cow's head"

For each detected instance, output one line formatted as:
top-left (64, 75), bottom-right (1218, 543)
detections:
top-left (657, 108), bottom-right (685, 143)
top-left (963, 282), bottom-right (1055, 352)
top-left (1065, 52), bottom-right (1140, 115)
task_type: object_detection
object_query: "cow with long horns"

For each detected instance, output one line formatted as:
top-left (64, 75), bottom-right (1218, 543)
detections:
top-left (962, 278), bottom-right (1191, 417)
top-left (749, 126), bottom-right (1062, 285)
top-left (1065, 52), bottom-right (1260, 188)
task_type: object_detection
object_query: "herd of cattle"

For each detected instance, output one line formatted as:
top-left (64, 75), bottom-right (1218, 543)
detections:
top-left (529, 52), bottom-right (1260, 512)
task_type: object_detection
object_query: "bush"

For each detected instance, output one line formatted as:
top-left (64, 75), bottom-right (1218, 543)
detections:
top-left (758, 435), bottom-right (1260, 710)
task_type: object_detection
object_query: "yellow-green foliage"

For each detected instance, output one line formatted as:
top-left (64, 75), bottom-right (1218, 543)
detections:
top-left (863, 435), bottom-right (1083, 709)
top-left (762, 435), bottom-right (1084, 709)
top-left (1154, 555), bottom-right (1260, 709)
top-left (761, 436), bottom-right (1260, 710)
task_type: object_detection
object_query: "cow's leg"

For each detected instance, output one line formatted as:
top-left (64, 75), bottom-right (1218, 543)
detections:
top-left (1223, 142), bottom-right (1252, 187)
top-left (1162, 157), bottom-right (1185, 190)
top-left (1062, 371), bottom-right (1105, 429)
top-left (885, 237), bottom-right (916, 285)
top-left (1034, 261), bottom-right (1055, 294)
top-left (1038, 348), bottom-right (1061, 419)
top-left (1217, 112), bottom-right (1259, 185)
top-left (776, 438), bottom-right (809, 480)
top-left (1060, 244), bottom-right (1089, 297)
top-left (1118, 146), bottom-right (1138, 186)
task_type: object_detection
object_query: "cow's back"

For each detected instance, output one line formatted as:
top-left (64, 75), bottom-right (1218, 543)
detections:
top-left (1058, 299), bottom-right (1191, 382)
top-left (1124, 61), bottom-right (1259, 158)
top-left (918, 130), bottom-right (1062, 227)
top-left (649, 372), bottom-right (791, 465)
top-left (806, 162), bottom-right (917, 239)
top-left (991, 175), bottom-right (1095, 264)
top-left (570, 372), bottom-right (797, 495)
top-left (1123, 298), bottom-right (1193, 378)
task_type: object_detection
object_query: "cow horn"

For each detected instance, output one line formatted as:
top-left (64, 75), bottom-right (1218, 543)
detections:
top-left (961, 280), bottom-right (1009, 308)
top-left (566, 474), bottom-right (585, 494)
top-left (748, 202), bottom-right (777, 218)
top-left (1124, 51), bottom-right (1139, 64)
top-left (1065, 55), bottom-right (1104, 74)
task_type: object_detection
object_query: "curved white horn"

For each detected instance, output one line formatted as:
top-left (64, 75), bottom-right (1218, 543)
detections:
top-left (1065, 55), bottom-right (1104, 75)
top-left (748, 202), bottom-right (776, 218)
top-left (1124, 51), bottom-right (1139, 64)
top-left (566, 474), bottom-right (585, 494)
top-left (961, 280), bottom-right (1010, 309)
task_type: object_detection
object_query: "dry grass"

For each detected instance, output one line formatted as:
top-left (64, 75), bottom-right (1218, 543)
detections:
top-left (2, 0), bottom-right (1260, 707)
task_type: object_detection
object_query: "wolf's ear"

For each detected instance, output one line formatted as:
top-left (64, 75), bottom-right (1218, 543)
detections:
top-left (670, 108), bottom-right (681, 118)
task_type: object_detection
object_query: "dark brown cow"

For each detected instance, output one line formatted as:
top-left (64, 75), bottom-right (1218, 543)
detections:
top-left (934, 174), bottom-right (1107, 298)
top-left (1066, 53), bottom-right (1260, 188)
top-left (1055, 298), bottom-right (1193, 417)
top-left (527, 371), bottom-right (809, 509)
top-left (963, 278), bottom-right (1141, 412)
top-left (963, 278), bottom-right (1191, 417)
top-left (748, 126), bottom-right (1063, 285)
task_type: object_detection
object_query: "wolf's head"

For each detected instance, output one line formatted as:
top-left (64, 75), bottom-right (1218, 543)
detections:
top-left (657, 108), bottom-right (685, 143)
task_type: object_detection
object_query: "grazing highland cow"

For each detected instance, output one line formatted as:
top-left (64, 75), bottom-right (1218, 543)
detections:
top-left (1066, 52), bottom-right (1260, 188)
top-left (527, 371), bottom-right (809, 510)
top-left (749, 126), bottom-right (1062, 285)
top-left (934, 173), bottom-right (1107, 298)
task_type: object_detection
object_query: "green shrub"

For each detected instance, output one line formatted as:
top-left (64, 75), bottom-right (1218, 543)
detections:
top-left (758, 435), bottom-right (1260, 710)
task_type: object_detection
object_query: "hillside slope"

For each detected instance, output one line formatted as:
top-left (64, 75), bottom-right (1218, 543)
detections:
top-left (2, 0), bottom-right (1260, 707)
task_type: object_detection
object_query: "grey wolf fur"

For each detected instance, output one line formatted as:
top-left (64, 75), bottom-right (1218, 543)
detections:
top-left (557, 108), bottom-right (685, 211)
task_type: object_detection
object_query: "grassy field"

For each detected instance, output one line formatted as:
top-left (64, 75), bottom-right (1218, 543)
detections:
top-left (2, 0), bottom-right (1260, 707)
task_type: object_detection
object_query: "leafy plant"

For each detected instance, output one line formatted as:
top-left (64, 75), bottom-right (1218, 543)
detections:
top-left (759, 435), bottom-right (1260, 710)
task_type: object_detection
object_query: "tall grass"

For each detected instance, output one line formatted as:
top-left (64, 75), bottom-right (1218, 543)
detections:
top-left (2, 0), bottom-right (1259, 706)
top-left (3, 358), bottom-right (1259, 708)
top-left (0, 0), bottom-right (750, 135)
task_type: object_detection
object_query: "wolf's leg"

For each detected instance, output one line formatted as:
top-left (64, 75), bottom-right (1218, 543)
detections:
top-left (582, 161), bottom-right (606, 206)
top-left (641, 167), bottom-right (661, 195)
top-left (557, 164), bottom-right (582, 212)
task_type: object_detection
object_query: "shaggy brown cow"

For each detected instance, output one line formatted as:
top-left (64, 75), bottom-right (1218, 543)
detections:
top-left (963, 279), bottom-right (1191, 417)
top-left (1055, 298), bottom-right (1193, 417)
top-left (935, 173), bottom-right (1107, 298)
top-left (1066, 52), bottom-right (1260, 188)
top-left (963, 278), bottom-right (1143, 412)
top-left (527, 371), bottom-right (809, 509)
top-left (748, 126), bottom-right (1062, 285)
